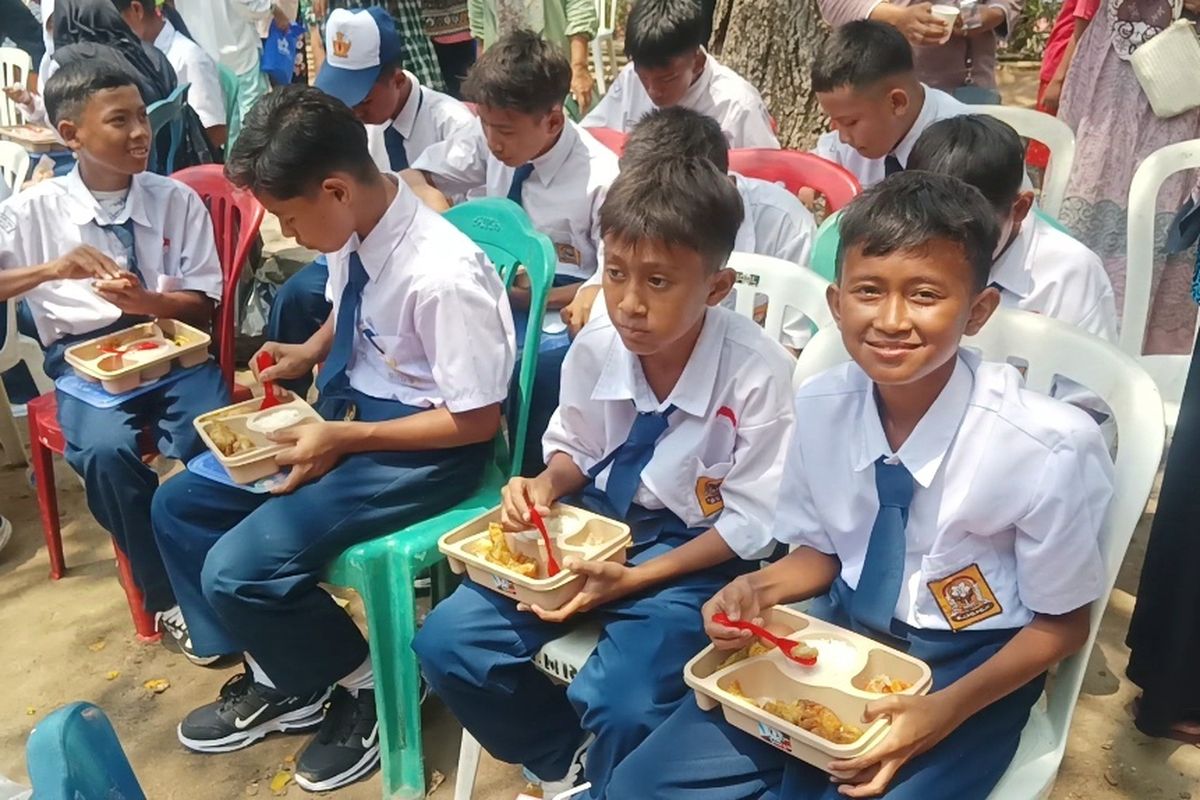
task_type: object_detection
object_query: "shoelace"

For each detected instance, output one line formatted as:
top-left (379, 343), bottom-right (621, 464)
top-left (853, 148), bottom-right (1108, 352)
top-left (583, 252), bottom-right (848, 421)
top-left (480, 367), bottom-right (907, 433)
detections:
top-left (216, 673), bottom-right (256, 714)
top-left (317, 689), bottom-right (371, 746)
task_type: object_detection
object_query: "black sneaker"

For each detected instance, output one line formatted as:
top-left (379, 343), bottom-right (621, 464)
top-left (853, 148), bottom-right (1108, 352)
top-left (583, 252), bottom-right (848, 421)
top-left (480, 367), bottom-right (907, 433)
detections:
top-left (177, 672), bottom-right (329, 753)
top-left (156, 607), bottom-right (224, 667)
top-left (294, 687), bottom-right (380, 792)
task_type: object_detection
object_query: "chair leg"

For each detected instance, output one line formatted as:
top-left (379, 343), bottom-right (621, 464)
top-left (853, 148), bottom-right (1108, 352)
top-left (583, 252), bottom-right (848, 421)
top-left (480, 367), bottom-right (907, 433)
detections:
top-left (0, 381), bottom-right (26, 466)
top-left (111, 539), bottom-right (160, 643)
top-left (28, 415), bottom-right (65, 580)
top-left (453, 730), bottom-right (483, 800)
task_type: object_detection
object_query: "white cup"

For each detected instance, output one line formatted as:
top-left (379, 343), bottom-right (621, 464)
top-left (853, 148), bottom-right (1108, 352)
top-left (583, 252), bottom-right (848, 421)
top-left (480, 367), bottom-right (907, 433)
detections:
top-left (930, 4), bottom-right (959, 43)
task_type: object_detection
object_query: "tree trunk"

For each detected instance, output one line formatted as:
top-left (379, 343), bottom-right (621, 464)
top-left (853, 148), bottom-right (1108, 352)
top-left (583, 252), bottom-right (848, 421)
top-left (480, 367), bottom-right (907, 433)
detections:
top-left (709, 0), bottom-right (830, 149)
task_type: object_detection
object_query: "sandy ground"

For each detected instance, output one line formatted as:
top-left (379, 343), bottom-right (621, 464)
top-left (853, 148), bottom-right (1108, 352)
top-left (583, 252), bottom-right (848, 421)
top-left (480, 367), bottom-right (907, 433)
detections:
top-left (1, 61), bottom-right (1198, 800)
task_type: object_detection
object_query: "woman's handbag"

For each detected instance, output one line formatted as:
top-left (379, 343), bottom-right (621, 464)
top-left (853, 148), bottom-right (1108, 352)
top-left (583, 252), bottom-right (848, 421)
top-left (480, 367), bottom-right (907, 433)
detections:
top-left (1131, 0), bottom-right (1200, 118)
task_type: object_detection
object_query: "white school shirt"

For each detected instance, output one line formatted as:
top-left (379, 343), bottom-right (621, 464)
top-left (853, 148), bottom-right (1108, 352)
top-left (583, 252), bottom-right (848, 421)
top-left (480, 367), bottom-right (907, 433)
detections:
top-left (154, 20), bottom-right (227, 130)
top-left (0, 168), bottom-right (222, 345)
top-left (775, 351), bottom-right (1114, 631)
top-left (175, 0), bottom-right (269, 76)
top-left (365, 72), bottom-right (477, 173)
top-left (582, 54), bottom-right (780, 149)
top-left (543, 305), bottom-right (796, 558)
top-left (412, 120), bottom-right (619, 280)
top-left (323, 179), bottom-right (516, 410)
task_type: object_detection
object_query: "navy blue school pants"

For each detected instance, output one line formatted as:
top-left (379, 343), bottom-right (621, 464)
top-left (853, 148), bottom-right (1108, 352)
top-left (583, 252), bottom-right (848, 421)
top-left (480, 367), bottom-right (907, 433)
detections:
top-left (265, 257), bottom-right (331, 396)
top-left (45, 320), bottom-right (229, 614)
top-left (152, 390), bottom-right (489, 694)
top-left (414, 505), bottom-right (753, 799)
top-left (607, 579), bottom-right (1045, 800)
top-left (1, 300), bottom-right (41, 404)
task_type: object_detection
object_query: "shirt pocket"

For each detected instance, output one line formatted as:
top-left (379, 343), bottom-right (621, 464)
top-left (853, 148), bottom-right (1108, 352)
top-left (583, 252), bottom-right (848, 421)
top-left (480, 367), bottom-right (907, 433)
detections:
top-left (364, 333), bottom-right (433, 387)
top-left (915, 539), bottom-right (1010, 631)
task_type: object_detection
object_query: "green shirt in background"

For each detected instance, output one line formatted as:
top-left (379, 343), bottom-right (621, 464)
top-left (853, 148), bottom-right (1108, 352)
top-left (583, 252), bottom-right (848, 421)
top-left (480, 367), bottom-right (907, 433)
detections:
top-left (468, 0), bottom-right (597, 54)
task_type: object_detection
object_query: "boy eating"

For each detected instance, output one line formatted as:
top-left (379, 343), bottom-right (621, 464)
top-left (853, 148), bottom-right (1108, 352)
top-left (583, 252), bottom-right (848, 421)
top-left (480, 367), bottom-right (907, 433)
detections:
top-left (150, 85), bottom-right (515, 792)
top-left (608, 172), bottom-right (1114, 799)
top-left (414, 156), bottom-right (797, 798)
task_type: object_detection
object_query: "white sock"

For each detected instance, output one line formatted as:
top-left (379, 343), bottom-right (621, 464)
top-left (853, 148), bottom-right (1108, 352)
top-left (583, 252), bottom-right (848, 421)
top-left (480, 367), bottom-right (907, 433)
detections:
top-left (337, 657), bottom-right (374, 693)
top-left (244, 653), bottom-right (276, 689)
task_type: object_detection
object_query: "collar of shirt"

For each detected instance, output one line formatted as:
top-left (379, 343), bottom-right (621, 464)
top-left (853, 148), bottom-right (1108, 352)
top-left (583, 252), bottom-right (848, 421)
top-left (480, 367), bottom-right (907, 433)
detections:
top-left (591, 305), bottom-right (727, 417)
top-left (336, 179), bottom-right (420, 281)
top-left (679, 49), bottom-right (717, 110)
top-left (61, 167), bottom-right (151, 228)
top-left (891, 83), bottom-right (940, 168)
top-left (853, 349), bottom-right (977, 487)
top-left (154, 19), bottom-right (178, 53)
top-left (988, 217), bottom-right (1037, 299)
top-left (390, 71), bottom-right (424, 140)
top-left (525, 121), bottom-right (580, 187)
top-left (732, 173), bottom-right (757, 253)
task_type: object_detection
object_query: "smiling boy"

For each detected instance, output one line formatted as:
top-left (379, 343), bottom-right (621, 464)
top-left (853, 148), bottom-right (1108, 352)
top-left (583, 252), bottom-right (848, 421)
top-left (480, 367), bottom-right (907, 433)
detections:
top-left (609, 171), bottom-right (1114, 799)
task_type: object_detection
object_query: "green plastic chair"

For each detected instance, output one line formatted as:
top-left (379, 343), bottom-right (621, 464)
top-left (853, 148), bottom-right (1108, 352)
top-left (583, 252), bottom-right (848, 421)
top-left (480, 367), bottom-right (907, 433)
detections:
top-left (810, 206), bottom-right (1074, 282)
top-left (217, 65), bottom-right (241, 149)
top-left (146, 83), bottom-right (190, 175)
top-left (324, 198), bottom-right (557, 799)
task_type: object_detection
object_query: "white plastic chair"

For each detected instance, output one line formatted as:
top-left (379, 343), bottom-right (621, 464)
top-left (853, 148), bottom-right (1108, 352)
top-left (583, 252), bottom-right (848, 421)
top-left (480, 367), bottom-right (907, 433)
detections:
top-left (590, 0), bottom-right (619, 95)
top-left (1121, 138), bottom-right (1200, 435)
top-left (974, 104), bottom-right (1076, 219)
top-left (0, 139), bottom-right (30, 196)
top-left (795, 307), bottom-right (1163, 799)
top-left (0, 292), bottom-right (52, 466)
top-left (727, 251), bottom-right (834, 341)
top-left (0, 46), bottom-right (33, 127)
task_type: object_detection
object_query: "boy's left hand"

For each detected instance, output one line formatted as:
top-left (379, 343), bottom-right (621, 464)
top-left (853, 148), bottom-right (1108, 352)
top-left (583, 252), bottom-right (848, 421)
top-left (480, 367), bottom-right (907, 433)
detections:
top-left (93, 272), bottom-right (159, 316)
top-left (269, 421), bottom-right (348, 494)
top-left (570, 66), bottom-right (594, 111)
top-left (519, 558), bottom-right (641, 622)
top-left (827, 693), bottom-right (963, 797)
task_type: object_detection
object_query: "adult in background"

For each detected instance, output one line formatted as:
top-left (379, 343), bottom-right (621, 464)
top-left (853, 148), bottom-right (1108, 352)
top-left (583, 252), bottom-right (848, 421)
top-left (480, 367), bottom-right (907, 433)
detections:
top-left (421, 0), bottom-right (475, 97)
top-left (0, 0), bottom-right (46, 68)
top-left (312, 0), bottom-right (448, 91)
top-left (1057, 0), bottom-right (1200, 353)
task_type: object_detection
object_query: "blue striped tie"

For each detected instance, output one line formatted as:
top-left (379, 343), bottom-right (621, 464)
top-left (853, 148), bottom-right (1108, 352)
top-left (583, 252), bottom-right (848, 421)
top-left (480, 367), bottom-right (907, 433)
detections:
top-left (851, 457), bottom-right (914, 634)
top-left (507, 163), bottom-right (534, 207)
top-left (316, 252), bottom-right (369, 396)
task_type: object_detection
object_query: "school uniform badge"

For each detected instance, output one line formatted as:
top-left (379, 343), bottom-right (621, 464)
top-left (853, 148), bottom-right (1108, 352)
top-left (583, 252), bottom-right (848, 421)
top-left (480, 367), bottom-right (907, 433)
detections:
top-left (926, 564), bottom-right (1003, 631)
top-left (695, 476), bottom-right (724, 516)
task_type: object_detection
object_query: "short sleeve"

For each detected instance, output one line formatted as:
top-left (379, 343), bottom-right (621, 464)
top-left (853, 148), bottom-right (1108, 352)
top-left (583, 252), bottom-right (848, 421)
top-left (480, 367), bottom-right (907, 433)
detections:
top-left (813, 132), bottom-right (842, 165)
top-left (769, 396), bottom-right (835, 553)
top-left (581, 69), bottom-right (628, 129)
top-left (173, 188), bottom-right (223, 301)
top-left (1013, 423), bottom-right (1112, 615)
top-left (183, 50), bottom-right (226, 129)
top-left (0, 202), bottom-right (24, 270)
top-left (732, 105), bottom-right (781, 149)
top-left (411, 123), bottom-right (490, 197)
top-left (541, 329), bottom-right (608, 470)
top-left (564, 0), bottom-right (598, 38)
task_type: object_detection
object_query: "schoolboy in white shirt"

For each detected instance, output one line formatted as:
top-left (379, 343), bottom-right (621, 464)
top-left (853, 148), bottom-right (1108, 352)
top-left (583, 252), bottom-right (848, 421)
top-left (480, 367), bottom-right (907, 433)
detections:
top-left (582, 0), bottom-right (779, 149)
top-left (415, 156), bottom-right (796, 799)
top-left (150, 85), bottom-right (515, 792)
top-left (0, 60), bottom-right (228, 654)
top-left (610, 172), bottom-right (1114, 800)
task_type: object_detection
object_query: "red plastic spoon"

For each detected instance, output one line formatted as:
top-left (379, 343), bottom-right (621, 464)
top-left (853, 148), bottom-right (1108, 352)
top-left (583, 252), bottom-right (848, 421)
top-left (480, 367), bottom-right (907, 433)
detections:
top-left (527, 504), bottom-right (560, 577)
top-left (255, 351), bottom-right (283, 410)
top-left (100, 340), bottom-right (162, 355)
top-left (712, 612), bottom-right (818, 666)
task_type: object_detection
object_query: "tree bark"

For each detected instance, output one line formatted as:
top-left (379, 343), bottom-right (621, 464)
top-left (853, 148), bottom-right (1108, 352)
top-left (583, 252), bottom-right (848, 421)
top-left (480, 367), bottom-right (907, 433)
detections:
top-left (709, 0), bottom-right (830, 150)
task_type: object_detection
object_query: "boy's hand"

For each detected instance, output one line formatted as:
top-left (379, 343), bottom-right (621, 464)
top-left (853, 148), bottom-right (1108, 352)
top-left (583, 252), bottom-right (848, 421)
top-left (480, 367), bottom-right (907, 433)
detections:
top-left (252, 341), bottom-right (317, 383)
top-left (269, 421), bottom-right (347, 493)
top-left (52, 246), bottom-right (123, 282)
top-left (3, 86), bottom-right (32, 106)
top-left (562, 284), bottom-right (600, 338)
top-left (499, 475), bottom-right (555, 531)
top-left (702, 576), bottom-right (764, 650)
top-left (93, 272), bottom-right (159, 315)
top-left (570, 65), bottom-right (595, 111)
top-left (827, 692), bottom-right (963, 797)
top-left (520, 558), bottom-right (640, 622)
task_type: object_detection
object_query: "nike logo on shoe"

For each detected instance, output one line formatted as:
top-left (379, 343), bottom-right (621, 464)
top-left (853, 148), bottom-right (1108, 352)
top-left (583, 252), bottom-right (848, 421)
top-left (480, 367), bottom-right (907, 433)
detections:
top-left (234, 705), bottom-right (268, 730)
top-left (361, 722), bottom-right (379, 749)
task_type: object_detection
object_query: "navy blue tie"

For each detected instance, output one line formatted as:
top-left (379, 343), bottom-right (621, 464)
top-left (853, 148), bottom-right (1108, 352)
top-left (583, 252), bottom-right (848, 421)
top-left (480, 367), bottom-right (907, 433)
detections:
top-left (884, 154), bottom-right (904, 177)
top-left (316, 252), bottom-right (369, 396)
top-left (507, 163), bottom-right (534, 207)
top-left (600, 406), bottom-right (676, 517)
top-left (851, 457), bottom-right (914, 634)
top-left (99, 219), bottom-right (144, 284)
top-left (384, 126), bottom-right (409, 170)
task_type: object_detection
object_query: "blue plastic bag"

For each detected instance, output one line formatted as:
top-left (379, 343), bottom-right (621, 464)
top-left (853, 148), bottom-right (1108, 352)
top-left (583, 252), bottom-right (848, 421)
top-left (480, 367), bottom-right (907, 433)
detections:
top-left (261, 22), bottom-right (305, 85)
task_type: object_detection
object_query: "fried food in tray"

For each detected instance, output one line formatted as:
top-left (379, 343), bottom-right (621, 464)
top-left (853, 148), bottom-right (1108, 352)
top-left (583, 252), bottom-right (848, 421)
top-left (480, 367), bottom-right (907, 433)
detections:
top-left (719, 641), bottom-right (772, 668)
top-left (727, 680), bottom-right (863, 745)
top-left (469, 523), bottom-right (538, 578)
top-left (864, 674), bottom-right (911, 694)
top-left (206, 421), bottom-right (255, 457)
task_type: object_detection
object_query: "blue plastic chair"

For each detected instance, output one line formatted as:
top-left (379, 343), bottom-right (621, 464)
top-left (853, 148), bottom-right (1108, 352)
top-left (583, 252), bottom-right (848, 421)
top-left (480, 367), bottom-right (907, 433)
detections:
top-left (146, 83), bottom-right (190, 175)
top-left (26, 702), bottom-right (145, 800)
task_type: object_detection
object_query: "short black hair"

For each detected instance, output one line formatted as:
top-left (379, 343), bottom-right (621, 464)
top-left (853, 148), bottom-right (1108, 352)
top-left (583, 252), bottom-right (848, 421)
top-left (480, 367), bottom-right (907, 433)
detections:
top-left (625, 0), bottom-right (707, 69)
top-left (837, 171), bottom-right (998, 291)
top-left (462, 30), bottom-right (569, 115)
top-left (600, 156), bottom-right (743, 273)
top-left (620, 106), bottom-right (729, 173)
top-left (907, 116), bottom-right (1025, 214)
top-left (110, 0), bottom-right (135, 10)
top-left (812, 20), bottom-right (914, 93)
top-left (44, 56), bottom-right (140, 126)
top-left (225, 84), bottom-right (376, 199)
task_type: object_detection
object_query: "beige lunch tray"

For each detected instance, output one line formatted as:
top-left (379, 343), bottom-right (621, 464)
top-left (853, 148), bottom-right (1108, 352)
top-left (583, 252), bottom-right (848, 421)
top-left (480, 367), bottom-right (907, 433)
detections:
top-left (194, 393), bottom-right (322, 484)
top-left (64, 319), bottom-right (211, 394)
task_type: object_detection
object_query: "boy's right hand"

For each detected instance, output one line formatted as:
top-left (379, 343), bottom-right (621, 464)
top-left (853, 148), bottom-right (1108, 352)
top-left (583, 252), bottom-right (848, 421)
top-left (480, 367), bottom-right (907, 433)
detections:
top-left (499, 475), bottom-right (555, 531)
top-left (50, 246), bottom-right (124, 282)
top-left (889, 3), bottom-right (951, 46)
top-left (702, 576), bottom-right (763, 651)
top-left (251, 341), bottom-right (316, 383)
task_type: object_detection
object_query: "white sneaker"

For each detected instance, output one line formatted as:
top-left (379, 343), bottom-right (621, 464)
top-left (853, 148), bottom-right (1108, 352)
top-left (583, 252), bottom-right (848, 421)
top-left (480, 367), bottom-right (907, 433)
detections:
top-left (0, 516), bottom-right (12, 554)
top-left (534, 733), bottom-right (594, 798)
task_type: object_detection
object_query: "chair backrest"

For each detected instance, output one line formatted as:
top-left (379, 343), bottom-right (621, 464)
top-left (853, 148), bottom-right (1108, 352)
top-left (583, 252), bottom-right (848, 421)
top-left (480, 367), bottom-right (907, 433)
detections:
top-left (0, 47), bottom-right (33, 127)
top-left (727, 149), bottom-right (862, 212)
top-left (596, 0), bottom-right (619, 34)
top-left (974, 104), bottom-right (1076, 219)
top-left (443, 198), bottom-right (557, 474)
top-left (582, 126), bottom-right (627, 156)
top-left (795, 307), bottom-right (1164, 771)
top-left (0, 140), bottom-right (30, 196)
top-left (171, 164), bottom-right (266, 390)
top-left (726, 252), bottom-right (833, 340)
top-left (1122, 138), bottom-right (1200, 429)
top-left (26, 702), bottom-right (146, 800)
top-left (147, 82), bottom-right (190, 175)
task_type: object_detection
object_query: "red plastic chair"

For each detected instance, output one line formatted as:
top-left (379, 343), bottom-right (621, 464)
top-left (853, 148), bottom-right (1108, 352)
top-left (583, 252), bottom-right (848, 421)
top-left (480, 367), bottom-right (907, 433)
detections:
top-left (27, 166), bottom-right (264, 641)
top-left (581, 126), bottom-right (627, 156)
top-left (727, 148), bottom-right (862, 212)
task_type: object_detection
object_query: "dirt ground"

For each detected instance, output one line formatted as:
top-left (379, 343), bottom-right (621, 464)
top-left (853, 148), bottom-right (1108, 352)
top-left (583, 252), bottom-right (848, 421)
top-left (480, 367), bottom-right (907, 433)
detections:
top-left (1, 62), bottom-right (1198, 800)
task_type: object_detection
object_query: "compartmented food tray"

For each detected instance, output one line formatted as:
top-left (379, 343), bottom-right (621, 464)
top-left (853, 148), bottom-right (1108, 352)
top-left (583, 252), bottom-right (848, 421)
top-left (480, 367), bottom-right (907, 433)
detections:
top-left (0, 124), bottom-right (67, 153)
top-left (64, 319), bottom-right (211, 394)
top-left (684, 605), bottom-right (932, 775)
top-left (193, 394), bottom-right (322, 484)
top-left (439, 504), bottom-right (632, 610)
